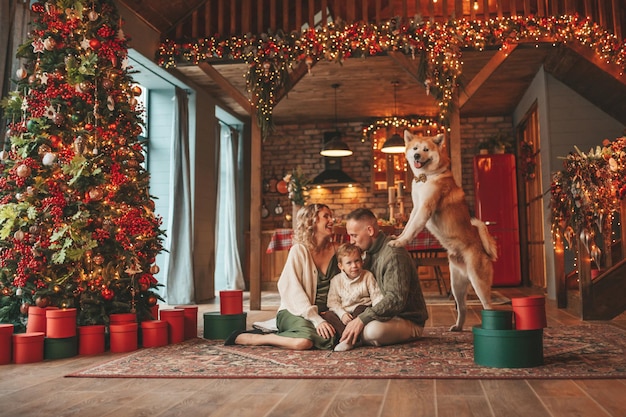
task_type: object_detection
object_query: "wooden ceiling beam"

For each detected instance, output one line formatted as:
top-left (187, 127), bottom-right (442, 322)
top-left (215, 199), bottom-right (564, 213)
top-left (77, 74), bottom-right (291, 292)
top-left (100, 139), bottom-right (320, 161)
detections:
top-left (274, 59), bottom-right (318, 105)
top-left (388, 51), bottom-right (423, 85)
top-left (197, 62), bottom-right (253, 114)
top-left (459, 44), bottom-right (518, 108)
top-left (567, 42), bottom-right (626, 87)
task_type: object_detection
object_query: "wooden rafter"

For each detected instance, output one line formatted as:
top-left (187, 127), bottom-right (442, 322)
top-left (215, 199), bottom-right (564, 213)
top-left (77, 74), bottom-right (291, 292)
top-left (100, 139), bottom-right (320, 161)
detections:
top-left (458, 44), bottom-right (519, 108)
top-left (274, 59), bottom-right (319, 105)
top-left (197, 62), bottom-right (253, 114)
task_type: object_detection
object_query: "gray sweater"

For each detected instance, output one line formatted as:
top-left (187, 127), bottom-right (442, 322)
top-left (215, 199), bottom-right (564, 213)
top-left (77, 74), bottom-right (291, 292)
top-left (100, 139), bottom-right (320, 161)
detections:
top-left (357, 233), bottom-right (429, 326)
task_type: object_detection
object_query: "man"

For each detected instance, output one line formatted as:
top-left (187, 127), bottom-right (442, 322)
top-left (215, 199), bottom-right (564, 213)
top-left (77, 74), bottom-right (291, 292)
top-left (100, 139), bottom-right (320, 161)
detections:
top-left (342, 208), bottom-right (428, 346)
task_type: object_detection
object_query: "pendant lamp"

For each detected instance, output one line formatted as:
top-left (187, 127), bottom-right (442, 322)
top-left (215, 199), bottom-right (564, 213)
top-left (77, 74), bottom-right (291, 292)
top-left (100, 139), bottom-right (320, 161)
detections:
top-left (381, 81), bottom-right (406, 154)
top-left (320, 84), bottom-right (353, 157)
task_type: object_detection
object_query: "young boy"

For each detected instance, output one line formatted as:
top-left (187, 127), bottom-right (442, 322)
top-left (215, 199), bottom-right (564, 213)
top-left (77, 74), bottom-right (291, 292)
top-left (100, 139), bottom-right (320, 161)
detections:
top-left (323, 243), bottom-right (383, 352)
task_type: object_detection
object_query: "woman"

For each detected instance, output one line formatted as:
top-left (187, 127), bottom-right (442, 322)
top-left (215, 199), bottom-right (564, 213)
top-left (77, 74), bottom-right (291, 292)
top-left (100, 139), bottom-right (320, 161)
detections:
top-left (226, 203), bottom-right (339, 350)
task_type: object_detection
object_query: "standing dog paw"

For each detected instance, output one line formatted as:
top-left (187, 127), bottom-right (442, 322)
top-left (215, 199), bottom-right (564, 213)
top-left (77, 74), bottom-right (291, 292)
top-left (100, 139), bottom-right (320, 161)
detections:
top-left (387, 239), bottom-right (405, 247)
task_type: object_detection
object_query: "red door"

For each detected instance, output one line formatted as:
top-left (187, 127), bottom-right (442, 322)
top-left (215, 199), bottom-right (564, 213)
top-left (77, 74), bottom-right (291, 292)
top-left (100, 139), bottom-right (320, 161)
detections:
top-left (474, 154), bottom-right (521, 286)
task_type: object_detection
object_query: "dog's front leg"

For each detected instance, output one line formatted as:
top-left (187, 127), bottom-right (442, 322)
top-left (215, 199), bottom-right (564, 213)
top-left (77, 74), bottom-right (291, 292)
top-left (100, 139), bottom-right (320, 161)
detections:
top-left (388, 205), bottom-right (431, 247)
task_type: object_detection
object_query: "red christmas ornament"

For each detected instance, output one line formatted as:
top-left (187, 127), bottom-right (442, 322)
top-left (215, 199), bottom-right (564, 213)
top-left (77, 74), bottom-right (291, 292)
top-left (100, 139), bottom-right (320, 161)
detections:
top-left (49, 134), bottom-right (61, 147)
top-left (31, 3), bottom-right (45, 13)
top-left (35, 295), bottom-right (50, 308)
top-left (101, 288), bottom-right (114, 300)
top-left (147, 295), bottom-right (158, 307)
top-left (84, 123), bottom-right (94, 131)
top-left (89, 38), bottom-right (101, 50)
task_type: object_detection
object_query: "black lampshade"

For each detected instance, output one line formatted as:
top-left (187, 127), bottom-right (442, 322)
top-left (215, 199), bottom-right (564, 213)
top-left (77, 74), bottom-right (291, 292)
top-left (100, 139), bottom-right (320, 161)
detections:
top-left (381, 133), bottom-right (405, 154)
top-left (320, 136), bottom-right (353, 157)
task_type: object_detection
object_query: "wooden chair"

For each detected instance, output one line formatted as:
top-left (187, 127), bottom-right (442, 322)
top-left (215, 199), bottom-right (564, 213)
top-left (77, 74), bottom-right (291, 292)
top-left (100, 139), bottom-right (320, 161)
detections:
top-left (410, 249), bottom-right (449, 295)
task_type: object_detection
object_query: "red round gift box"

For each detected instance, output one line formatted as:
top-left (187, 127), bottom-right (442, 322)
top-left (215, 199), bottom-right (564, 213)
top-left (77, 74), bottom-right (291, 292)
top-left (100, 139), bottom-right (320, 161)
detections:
top-left (512, 295), bottom-right (547, 330)
top-left (109, 323), bottom-right (138, 353)
top-left (174, 305), bottom-right (199, 339)
top-left (141, 320), bottom-right (168, 348)
top-left (0, 324), bottom-right (14, 365)
top-left (46, 308), bottom-right (77, 338)
top-left (26, 306), bottom-right (58, 334)
top-left (219, 290), bottom-right (243, 315)
top-left (159, 309), bottom-right (185, 344)
top-left (12, 332), bottom-right (45, 364)
top-left (78, 325), bottom-right (105, 355)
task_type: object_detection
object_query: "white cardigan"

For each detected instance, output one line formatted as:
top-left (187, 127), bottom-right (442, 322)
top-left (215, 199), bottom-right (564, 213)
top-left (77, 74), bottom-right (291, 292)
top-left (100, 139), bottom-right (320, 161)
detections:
top-left (277, 243), bottom-right (326, 328)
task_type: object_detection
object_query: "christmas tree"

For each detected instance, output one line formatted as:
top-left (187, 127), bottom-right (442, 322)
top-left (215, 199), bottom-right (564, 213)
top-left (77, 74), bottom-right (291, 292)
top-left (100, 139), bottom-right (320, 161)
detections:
top-left (0, 0), bottom-right (165, 332)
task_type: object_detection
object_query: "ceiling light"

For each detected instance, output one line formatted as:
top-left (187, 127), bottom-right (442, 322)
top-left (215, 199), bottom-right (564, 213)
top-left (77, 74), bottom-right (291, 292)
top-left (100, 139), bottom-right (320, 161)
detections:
top-left (320, 83), bottom-right (352, 157)
top-left (381, 81), bottom-right (405, 154)
top-left (321, 136), bottom-right (353, 157)
top-left (381, 133), bottom-right (405, 154)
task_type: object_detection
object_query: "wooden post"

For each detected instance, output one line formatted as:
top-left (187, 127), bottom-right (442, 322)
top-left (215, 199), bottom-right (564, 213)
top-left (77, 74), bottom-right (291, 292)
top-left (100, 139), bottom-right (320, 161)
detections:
top-left (577, 235), bottom-right (592, 319)
top-left (622, 198), bottom-right (626, 260)
top-left (449, 93), bottom-right (462, 186)
top-left (249, 120), bottom-right (263, 310)
top-left (554, 233), bottom-right (567, 308)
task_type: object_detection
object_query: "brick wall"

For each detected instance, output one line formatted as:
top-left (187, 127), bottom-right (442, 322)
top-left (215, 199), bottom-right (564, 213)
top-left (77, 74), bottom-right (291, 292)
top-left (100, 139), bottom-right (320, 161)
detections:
top-left (460, 115), bottom-right (515, 212)
top-left (261, 116), bottom-right (514, 230)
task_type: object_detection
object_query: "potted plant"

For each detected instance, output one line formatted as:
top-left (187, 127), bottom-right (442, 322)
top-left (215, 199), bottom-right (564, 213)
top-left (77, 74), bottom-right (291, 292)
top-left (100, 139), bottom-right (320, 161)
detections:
top-left (477, 140), bottom-right (491, 154)
top-left (490, 133), bottom-right (514, 154)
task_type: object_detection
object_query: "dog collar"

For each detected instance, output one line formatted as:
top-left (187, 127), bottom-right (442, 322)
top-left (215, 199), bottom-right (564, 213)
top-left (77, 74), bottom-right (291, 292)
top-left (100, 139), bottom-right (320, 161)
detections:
top-left (414, 174), bottom-right (427, 183)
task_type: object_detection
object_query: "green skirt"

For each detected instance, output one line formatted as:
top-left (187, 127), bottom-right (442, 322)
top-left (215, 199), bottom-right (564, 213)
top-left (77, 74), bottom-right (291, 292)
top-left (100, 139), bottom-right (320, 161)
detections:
top-left (276, 309), bottom-right (335, 350)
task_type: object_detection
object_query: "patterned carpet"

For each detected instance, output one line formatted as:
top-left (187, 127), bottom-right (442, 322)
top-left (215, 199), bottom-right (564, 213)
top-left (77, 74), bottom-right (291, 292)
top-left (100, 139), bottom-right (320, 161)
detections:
top-left (67, 324), bottom-right (626, 379)
top-left (245, 291), bottom-right (510, 306)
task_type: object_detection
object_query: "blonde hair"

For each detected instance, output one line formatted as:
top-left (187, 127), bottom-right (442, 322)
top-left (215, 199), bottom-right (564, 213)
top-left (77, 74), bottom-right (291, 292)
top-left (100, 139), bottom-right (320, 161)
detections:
top-left (293, 203), bottom-right (331, 251)
top-left (336, 243), bottom-right (362, 264)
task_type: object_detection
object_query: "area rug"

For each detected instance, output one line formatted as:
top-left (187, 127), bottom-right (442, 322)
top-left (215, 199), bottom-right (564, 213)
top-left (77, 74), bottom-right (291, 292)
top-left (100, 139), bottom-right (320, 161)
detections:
top-left (423, 290), bottom-right (509, 305)
top-left (67, 324), bottom-right (626, 380)
top-left (243, 291), bottom-right (510, 307)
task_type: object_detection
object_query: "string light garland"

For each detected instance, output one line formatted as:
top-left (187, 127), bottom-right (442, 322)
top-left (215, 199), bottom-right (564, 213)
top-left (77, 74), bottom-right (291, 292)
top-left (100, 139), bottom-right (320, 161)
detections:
top-left (361, 116), bottom-right (445, 143)
top-left (550, 136), bottom-right (626, 269)
top-left (157, 15), bottom-right (626, 140)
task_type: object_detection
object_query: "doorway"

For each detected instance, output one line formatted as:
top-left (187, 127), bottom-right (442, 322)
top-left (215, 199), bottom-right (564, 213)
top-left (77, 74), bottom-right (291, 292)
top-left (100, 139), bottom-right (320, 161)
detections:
top-left (517, 103), bottom-right (546, 288)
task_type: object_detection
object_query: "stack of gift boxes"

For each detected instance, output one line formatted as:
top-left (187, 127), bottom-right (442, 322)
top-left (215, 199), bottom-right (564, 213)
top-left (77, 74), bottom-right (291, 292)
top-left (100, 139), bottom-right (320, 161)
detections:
top-left (203, 290), bottom-right (246, 340)
top-left (473, 295), bottom-right (547, 368)
top-left (0, 302), bottom-right (200, 364)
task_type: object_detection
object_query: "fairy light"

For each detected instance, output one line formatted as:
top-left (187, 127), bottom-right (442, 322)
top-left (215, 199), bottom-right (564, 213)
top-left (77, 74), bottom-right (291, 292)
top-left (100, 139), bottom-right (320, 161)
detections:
top-left (158, 15), bottom-right (626, 139)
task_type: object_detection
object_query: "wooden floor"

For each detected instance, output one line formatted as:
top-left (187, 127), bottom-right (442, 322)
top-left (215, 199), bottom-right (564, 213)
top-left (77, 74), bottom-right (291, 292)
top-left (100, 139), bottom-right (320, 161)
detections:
top-left (1, 287), bottom-right (625, 417)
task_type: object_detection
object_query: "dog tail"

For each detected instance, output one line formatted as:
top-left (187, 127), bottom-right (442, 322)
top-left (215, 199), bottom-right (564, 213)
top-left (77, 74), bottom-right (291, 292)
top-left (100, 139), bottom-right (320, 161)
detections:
top-left (471, 218), bottom-right (498, 261)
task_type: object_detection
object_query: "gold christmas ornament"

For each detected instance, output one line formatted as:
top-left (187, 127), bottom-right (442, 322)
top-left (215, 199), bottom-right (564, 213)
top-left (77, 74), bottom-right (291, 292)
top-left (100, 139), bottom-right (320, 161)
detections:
top-left (73, 136), bottom-right (85, 155)
top-left (16, 164), bottom-right (31, 178)
top-left (88, 187), bottom-right (103, 201)
top-left (16, 67), bottom-right (27, 79)
top-left (131, 85), bottom-right (142, 96)
top-left (38, 144), bottom-right (51, 155)
top-left (43, 37), bottom-right (56, 50)
top-left (20, 302), bottom-right (31, 315)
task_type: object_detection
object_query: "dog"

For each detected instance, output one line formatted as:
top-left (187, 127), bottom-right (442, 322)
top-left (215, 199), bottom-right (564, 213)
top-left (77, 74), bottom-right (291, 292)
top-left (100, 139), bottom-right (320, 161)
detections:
top-left (388, 131), bottom-right (498, 331)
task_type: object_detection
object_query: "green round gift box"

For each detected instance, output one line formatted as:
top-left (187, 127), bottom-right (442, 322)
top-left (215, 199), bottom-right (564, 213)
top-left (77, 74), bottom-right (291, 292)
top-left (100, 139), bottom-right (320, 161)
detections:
top-left (472, 325), bottom-right (543, 368)
top-left (203, 312), bottom-right (247, 340)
